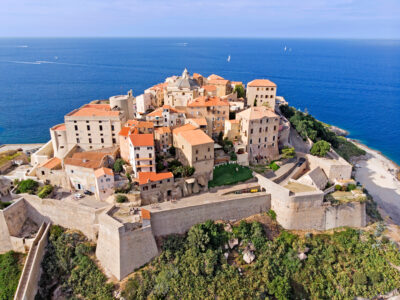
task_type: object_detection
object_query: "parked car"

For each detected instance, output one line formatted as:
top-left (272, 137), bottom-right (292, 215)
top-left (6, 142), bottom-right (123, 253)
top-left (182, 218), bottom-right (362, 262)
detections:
top-left (84, 190), bottom-right (93, 195)
top-left (74, 193), bottom-right (83, 199)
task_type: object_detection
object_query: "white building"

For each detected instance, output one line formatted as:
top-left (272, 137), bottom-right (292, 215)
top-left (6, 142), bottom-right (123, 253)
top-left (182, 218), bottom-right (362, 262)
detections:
top-left (94, 167), bottom-right (115, 201)
top-left (136, 93), bottom-right (153, 114)
top-left (128, 134), bottom-right (156, 177)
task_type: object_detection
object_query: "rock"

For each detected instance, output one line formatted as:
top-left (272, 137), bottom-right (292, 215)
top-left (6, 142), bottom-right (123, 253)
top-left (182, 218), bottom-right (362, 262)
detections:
top-left (182, 183), bottom-right (189, 197)
top-left (298, 253), bottom-right (307, 260)
top-left (197, 175), bottom-right (207, 186)
top-left (243, 249), bottom-right (255, 264)
top-left (329, 126), bottom-right (349, 137)
top-left (303, 247), bottom-right (310, 253)
top-left (192, 181), bottom-right (200, 194)
top-left (224, 223), bottom-right (232, 232)
top-left (172, 186), bottom-right (182, 199)
top-left (248, 242), bottom-right (255, 251)
top-left (228, 238), bottom-right (239, 249)
top-left (224, 252), bottom-right (229, 259)
top-left (224, 243), bottom-right (229, 250)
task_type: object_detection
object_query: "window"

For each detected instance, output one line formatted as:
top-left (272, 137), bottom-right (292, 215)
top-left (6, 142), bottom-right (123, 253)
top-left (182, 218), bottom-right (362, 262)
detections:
top-left (99, 121), bottom-right (102, 123)
top-left (112, 138), bottom-right (116, 143)
top-left (41, 171), bottom-right (45, 176)
top-left (196, 150), bottom-right (199, 154)
top-left (265, 127), bottom-right (268, 132)
top-left (88, 133), bottom-right (91, 136)
top-left (136, 154), bottom-right (139, 158)
top-left (86, 121), bottom-right (89, 123)
top-left (258, 138), bottom-right (261, 143)
top-left (147, 147), bottom-right (152, 150)
top-left (250, 139), bottom-right (252, 144)
top-left (74, 125), bottom-right (78, 131)
top-left (60, 146), bottom-right (64, 149)
top-left (208, 147), bottom-right (210, 152)
top-left (150, 167), bottom-right (153, 172)
top-left (273, 136), bottom-right (276, 141)
top-left (167, 179), bottom-right (170, 182)
top-left (250, 129), bottom-right (253, 134)
top-left (143, 186), bottom-right (148, 191)
top-left (101, 138), bottom-right (104, 143)
top-left (265, 137), bottom-right (267, 142)
top-left (274, 126), bottom-right (276, 131)
top-left (151, 184), bottom-right (156, 189)
top-left (270, 95), bottom-right (273, 98)
top-left (106, 178), bottom-right (110, 182)
top-left (87, 125), bottom-right (90, 131)
top-left (99, 125), bottom-right (103, 131)
top-left (259, 128), bottom-right (262, 133)
top-left (257, 88), bottom-right (259, 91)
top-left (76, 138), bottom-right (80, 143)
top-left (111, 125), bottom-right (115, 131)
top-left (149, 153), bottom-right (152, 158)
top-left (89, 138), bottom-right (92, 143)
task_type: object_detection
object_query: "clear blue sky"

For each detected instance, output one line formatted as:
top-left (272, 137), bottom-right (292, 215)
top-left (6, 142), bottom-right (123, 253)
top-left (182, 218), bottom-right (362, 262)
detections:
top-left (1, 0), bottom-right (399, 38)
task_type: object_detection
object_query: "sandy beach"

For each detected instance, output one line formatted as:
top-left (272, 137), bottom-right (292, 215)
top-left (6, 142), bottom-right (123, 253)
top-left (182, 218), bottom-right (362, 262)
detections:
top-left (351, 142), bottom-right (400, 225)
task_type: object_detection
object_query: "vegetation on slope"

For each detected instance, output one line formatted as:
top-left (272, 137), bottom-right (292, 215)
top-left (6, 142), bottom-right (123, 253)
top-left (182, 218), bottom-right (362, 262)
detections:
top-left (35, 225), bottom-right (113, 300)
top-left (0, 251), bottom-right (25, 300)
top-left (280, 105), bottom-right (365, 161)
top-left (122, 219), bottom-right (400, 300)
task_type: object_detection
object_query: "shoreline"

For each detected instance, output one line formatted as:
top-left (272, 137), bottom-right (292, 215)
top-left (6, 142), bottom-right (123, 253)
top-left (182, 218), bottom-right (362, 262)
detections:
top-left (350, 140), bottom-right (400, 225)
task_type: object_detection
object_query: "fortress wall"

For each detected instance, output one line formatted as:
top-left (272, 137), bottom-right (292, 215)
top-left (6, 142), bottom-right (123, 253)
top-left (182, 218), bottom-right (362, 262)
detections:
top-left (325, 202), bottom-right (366, 229)
top-left (306, 154), bottom-right (352, 181)
top-left (2, 199), bottom-right (27, 236)
top-left (0, 211), bottom-right (12, 253)
top-left (24, 196), bottom-right (107, 240)
top-left (96, 211), bottom-right (122, 280)
top-left (119, 225), bottom-right (159, 280)
top-left (256, 174), bottom-right (290, 201)
top-left (149, 193), bottom-right (271, 237)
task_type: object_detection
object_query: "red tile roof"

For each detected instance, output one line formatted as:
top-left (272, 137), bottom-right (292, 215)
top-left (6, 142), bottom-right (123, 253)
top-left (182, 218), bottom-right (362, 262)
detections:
top-left (138, 172), bottom-right (173, 185)
top-left (94, 167), bottom-right (114, 177)
top-left (67, 104), bottom-right (120, 117)
top-left (53, 124), bottom-right (66, 131)
top-left (129, 134), bottom-right (154, 147)
top-left (172, 124), bottom-right (197, 135)
top-left (208, 74), bottom-right (225, 80)
top-left (141, 208), bottom-right (151, 220)
top-left (247, 79), bottom-right (277, 87)
top-left (38, 157), bottom-right (61, 170)
top-left (178, 129), bottom-right (214, 146)
top-left (188, 96), bottom-right (229, 107)
top-left (119, 126), bottom-right (131, 137)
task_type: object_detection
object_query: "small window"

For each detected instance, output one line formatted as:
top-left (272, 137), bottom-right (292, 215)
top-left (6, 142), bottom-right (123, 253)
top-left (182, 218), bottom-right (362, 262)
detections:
top-left (143, 186), bottom-right (148, 191)
top-left (196, 150), bottom-right (199, 154)
top-left (208, 147), bottom-right (210, 152)
top-left (101, 138), bottom-right (104, 143)
top-left (99, 125), bottom-right (103, 131)
top-left (87, 125), bottom-right (90, 131)
top-left (74, 125), bottom-right (78, 131)
top-left (112, 138), bottom-right (116, 143)
top-left (76, 138), bottom-right (80, 143)
top-left (111, 125), bottom-right (115, 131)
top-left (89, 138), bottom-right (92, 143)
top-left (151, 184), bottom-right (156, 189)
top-left (41, 171), bottom-right (45, 176)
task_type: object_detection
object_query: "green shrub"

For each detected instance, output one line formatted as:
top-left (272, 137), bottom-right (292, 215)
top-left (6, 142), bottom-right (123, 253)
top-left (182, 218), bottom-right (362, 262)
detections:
top-left (0, 251), bottom-right (24, 300)
top-left (229, 151), bottom-right (237, 161)
top-left (37, 185), bottom-right (53, 199)
top-left (0, 202), bottom-right (12, 210)
top-left (15, 179), bottom-right (38, 194)
top-left (113, 158), bottom-right (126, 173)
top-left (335, 184), bottom-right (342, 191)
top-left (347, 184), bottom-right (356, 191)
top-left (116, 195), bottom-right (128, 203)
top-left (281, 146), bottom-right (296, 159)
top-left (310, 140), bottom-right (331, 157)
top-left (269, 161), bottom-right (280, 171)
top-left (267, 209), bottom-right (277, 220)
top-left (234, 85), bottom-right (245, 98)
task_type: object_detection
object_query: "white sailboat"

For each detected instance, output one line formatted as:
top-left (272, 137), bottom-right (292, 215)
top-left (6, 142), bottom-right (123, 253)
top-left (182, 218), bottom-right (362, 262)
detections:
top-left (284, 46), bottom-right (287, 52)
top-left (227, 55), bottom-right (231, 62)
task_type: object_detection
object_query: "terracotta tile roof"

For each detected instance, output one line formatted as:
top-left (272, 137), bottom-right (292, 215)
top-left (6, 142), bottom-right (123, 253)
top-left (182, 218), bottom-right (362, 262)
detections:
top-left (231, 81), bottom-right (243, 86)
top-left (155, 127), bottom-right (171, 134)
top-left (53, 124), bottom-right (66, 131)
top-left (192, 73), bottom-right (202, 79)
top-left (94, 167), bottom-right (114, 177)
top-left (208, 74), bottom-right (224, 80)
top-left (68, 103), bottom-right (120, 118)
top-left (64, 151), bottom-right (111, 169)
top-left (208, 79), bottom-right (229, 85)
top-left (129, 134), bottom-right (154, 146)
top-left (187, 118), bottom-right (207, 126)
top-left (127, 120), bottom-right (154, 128)
top-left (147, 108), bottom-right (163, 117)
top-left (150, 82), bottom-right (168, 91)
top-left (119, 126), bottom-right (131, 137)
top-left (203, 85), bottom-right (217, 92)
top-left (237, 106), bottom-right (278, 120)
top-left (188, 96), bottom-right (229, 107)
top-left (38, 157), bottom-right (61, 170)
top-left (141, 208), bottom-right (151, 220)
top-left (247, 79), bottom-right (277, 87)
top-left (172, 124), bottom-right (197, 135)
top-left (138, 171), bottom-right (173, 185)
top-left (178, 129), bottom-right (214, 146)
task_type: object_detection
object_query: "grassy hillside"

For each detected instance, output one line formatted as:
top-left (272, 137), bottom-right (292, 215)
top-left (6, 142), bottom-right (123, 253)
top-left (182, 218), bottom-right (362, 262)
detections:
top-left (122, 216), bottom-right (400, 300)
top-left (0, 251), bottom-right (25, 300)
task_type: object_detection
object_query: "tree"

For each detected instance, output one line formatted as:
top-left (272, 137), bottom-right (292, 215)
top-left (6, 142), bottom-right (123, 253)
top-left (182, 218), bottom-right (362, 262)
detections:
top-left (281, 146), bottom-right (296, 159)
top-left (310, 140), bottom-right (331, 157)
top-left (116, 195), bottom-right (128, 203)
top-left (15, 179), bottom-right (38, 194)
top-left (113, 158), bottom-right (125, 173)
top-left (234, 85), bottom-right (245, 98)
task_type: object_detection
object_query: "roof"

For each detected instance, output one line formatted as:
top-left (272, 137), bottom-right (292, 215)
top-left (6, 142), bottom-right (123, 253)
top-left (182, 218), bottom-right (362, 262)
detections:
top-left (237, 106), bottom-right (278, 120)
top-left (247, 79), bottom-right (277, 87)
top-left (155, 127), bottom-right (171, 134)
top-left (53, 124), bottom-right (66, 131)
top-left (208, 74), bottom-right (225, 80)
top-left (178, 129), bottom-right (214, 146)
top-left (129, 134), bottom-right (154, 147)
top-left (172, 124), bottom-right (197, 135)
top-left (67, 104), bottom-right (120, 118)
top-left (141, 209), bottom-right (151, 220)
top-left (187, 118), bottom-right (207, 126)
top-left (119, 126), bottom-right (131, 137)
top-left (231, 81), bottom-right (243, 86)
top-left (150, 82), bottom-right (168, 91)
top-left (138, 171), bottom-right (173, 185)
top-left (38, 157), bottom-right (61, 170)
top-left (188, 96), bottom-right (229, 107)
top-left (64, 151), bottom-right (111, 169)
top-left (147, 108), bottom-right (163, 117)
top-left (126, 120), bottom-right (154, 128)
top-left (192, 73), bottom-right (203, 79)
top-left (94, 167), bottom-right (114, 178)
top-left (208, 79), bottom-right (230, 85)
top-left (169, 69), bottom-right (200, 90)
top-left (203, 85), bottom-right (217, 92)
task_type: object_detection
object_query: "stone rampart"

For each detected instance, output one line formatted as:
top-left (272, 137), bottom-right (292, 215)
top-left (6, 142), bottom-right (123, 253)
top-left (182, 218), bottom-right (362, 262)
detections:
top-left (325, 202), bottom-right (366, 229)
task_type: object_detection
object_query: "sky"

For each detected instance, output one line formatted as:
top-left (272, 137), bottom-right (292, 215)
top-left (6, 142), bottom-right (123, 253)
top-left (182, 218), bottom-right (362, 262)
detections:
top-left (1, 0), bottom-right (399, 39)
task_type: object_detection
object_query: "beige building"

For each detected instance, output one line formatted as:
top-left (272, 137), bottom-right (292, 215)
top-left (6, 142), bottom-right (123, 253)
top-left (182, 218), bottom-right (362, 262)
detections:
top-left (94, 167), bottom-right (115, 201)
top-left (223, 119), bottom-right (240, 142)
top-left (236, 106), bottom-right (280, 163)
top-left (246, 79), bottom-right (277, 110)
top-left (137, 171), bottom-right (174, 203)
top-left (186, 96), bottom-right (230, 138)
top-left (119, 121), bottom-right (154, 162)
top-left (173, 125), bottom-right (214, 179)
top-left (164, 69), bottom-right (202, 108)
top-left (146, 105), bottom-right (186, 127)
top-left (36, 157), bottom-right (69, 188)
top-left (145, 82), bottom-right (168, 107)
top-left (207, 74), bottom-right (232, 97)
top-left (154, 127), bottom-right (172, 154)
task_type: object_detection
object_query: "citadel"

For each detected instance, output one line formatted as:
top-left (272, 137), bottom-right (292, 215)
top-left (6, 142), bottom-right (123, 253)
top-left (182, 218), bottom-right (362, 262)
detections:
top-left (0, 69), bottom-right (366, 298)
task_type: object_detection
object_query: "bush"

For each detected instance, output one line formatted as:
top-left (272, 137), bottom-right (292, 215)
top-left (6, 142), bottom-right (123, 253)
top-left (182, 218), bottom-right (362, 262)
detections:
top-left (234, 85), bottom-right (245, 98)
top-left (310, 140), bottom-right (331, 157)
top-left (113, 158), bottom-right (125, 173)
top-left (347, 184), bottom-right (356, 191)
top-left (15, 179), bottom-right (38, 194)
top-left (0, 251), bottom-right (24, 300)
top-left (116, 195), bottom-right (128, 203)
top-left (267, 209), bottom-right (277, 220)
top-left (269, 161), bottom-right (280, 171)
top-left (0, 202), bottom-right (12, 210)
top-left (281, 146), bottom-right (296, 159)
top-left (37, 185), bottom-right (53, 199)
top-left (230, 151), bottom-right (237, 161)
top-left (335, 184), bottom-right (342, 191)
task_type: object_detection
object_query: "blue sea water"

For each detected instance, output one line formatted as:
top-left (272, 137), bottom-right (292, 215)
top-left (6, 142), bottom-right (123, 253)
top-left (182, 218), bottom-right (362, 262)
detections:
top-left (0, 38), bottom-right (399, 163)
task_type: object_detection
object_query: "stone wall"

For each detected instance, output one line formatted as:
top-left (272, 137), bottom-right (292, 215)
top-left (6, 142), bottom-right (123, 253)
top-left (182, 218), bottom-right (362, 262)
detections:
top-left (0, 210), bottom-right (12, 253)
top-left (2, 199), bottom-right (27, 237)
top-left (325, 202), bottom-right (366, 229)
top-left (306, 153), bottom-right (352, 181)
top-left (149, 193), bottom-right (271, 237)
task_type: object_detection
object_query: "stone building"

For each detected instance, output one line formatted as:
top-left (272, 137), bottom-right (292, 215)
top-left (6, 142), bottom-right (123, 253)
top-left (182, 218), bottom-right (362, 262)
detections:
top-left (223, 119), bottom-right (240, 142)
top-left (154, 127), bottom-right (172, 154)
top-left (207, 74), bottom-right (232, 97)
top-left (119, 121), bottom-right (154, 162)
top-left (94, 167), bottom-right (115, 201)
top-left (186, 96), bottom-right (230, 138)
top-left (246, 79), bottom-right (277, 110)
top-left (236, 106), bottom-right (280, 163)
top-left (145, 82), bottom-right (168, 107)
top-left (137, 171), bottom-right (174, 203)
top-left (35, 157), bottom-right (69, 188)
top-left (164, 69), bottom-right (202, 108)
top-left (173, 125), bottom-right (214, 179)
top-left (146, 105), bottom-right (186, 127)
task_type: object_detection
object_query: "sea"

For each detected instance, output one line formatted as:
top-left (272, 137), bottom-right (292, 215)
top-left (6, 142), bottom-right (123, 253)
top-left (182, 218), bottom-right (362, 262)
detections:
top-left (0, 38), bottom-right (399, 164)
